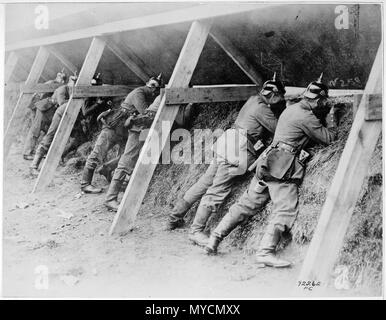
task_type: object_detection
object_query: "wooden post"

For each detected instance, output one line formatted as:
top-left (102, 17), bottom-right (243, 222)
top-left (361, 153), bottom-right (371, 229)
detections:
top-left (352, 94), bottom-right (363, 119)
top-left (209, 28), bottom-right (263, 85)
top-left (4, 46), bottom-right (50, 159)
top-left (17, 58), bottom-right (50, 83)
top-left (109, 20), bottom-right (213, 235)
top-left (32, 37), bottom-right (106, 193)
top-left (5, 52), bottom-right (19, 83)
top-left (295, 43), bottom-right (382, 295)
top-left (105, 39), bottom-right (154, 83)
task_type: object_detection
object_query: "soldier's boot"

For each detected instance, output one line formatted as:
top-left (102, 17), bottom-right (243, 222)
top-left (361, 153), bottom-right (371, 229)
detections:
top-left (104, 176), bottom-right (124, 211)
top-left (205, 235), bottom-right (222, 255)
top-left (255, 225), bottom-right (292, 268)
top-left (164, 198), bottom-right (191, 231)
top-left (205, 211), bottom-right (241, 255)
top-left (29, 146), bottom-right (45, 175)
top-left (81, 168), bottom-right (103, 194)
top-left (23, 135), bottom-right (38, 160)
top-left (96, 156), bottom-right (119, 183)
top-left (188, 205), bottom-right (212, 247)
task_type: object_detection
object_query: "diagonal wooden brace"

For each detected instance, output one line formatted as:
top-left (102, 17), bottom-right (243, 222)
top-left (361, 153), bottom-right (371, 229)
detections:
top-left (4, 47), bottom-right (50, 159)
top-left (109, 20), bottom-right (213, 235)
top-left (295, 42), bottom-right (382, 296)
top-left (32, 37), bottom-right (106, 193)
top-left (5, 52), bottom-right (20, 84)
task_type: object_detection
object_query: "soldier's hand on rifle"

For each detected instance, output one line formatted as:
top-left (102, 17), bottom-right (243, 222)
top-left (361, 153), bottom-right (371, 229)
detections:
top-left (124, 115), bottom-right (135, 128)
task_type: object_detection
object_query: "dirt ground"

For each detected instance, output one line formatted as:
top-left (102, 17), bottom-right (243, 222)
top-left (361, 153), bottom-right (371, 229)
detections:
top-left (2, 145), bottom-right (377, 299)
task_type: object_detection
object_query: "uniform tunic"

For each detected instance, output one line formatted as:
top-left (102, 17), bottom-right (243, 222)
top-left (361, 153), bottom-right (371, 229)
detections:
top-left (170, 94), bottom-right (282, 227)
top-left (23, 83), bottom-right (70, 156)
top-left (212, 99), bottom-right (336, 239)
top-left (82, 86), bottom-right (156, 187)
top-left (107, 93), bottom-right (162, 191)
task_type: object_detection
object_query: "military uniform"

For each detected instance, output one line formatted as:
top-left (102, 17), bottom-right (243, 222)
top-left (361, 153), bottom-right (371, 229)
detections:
top-left (37, 97), bottom-right (111, 162)
top-left (104, 93), bottom-right (161, 209)
top-left (206, 98), bottom-right (337, 263)
top-left (28, 85), bottom-right (73, 171)
top-left (23, 80), bottom-right (65, 158)
top-left (81, 85), bottom-right (157, 193)
top-left (63, 97), bottom-right (112, 159)
top-left (167, 95), bottom-right (286, 245)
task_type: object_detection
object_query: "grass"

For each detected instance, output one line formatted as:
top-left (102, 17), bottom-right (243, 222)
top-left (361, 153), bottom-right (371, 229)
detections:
top-left (142, 97), bottom-right (383, 293)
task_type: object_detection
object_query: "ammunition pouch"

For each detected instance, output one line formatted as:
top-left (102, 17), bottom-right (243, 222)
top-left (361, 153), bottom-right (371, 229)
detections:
top-left (104, 108), bottom-right (137, 129)
top-left (129, 111), bottom-right (156, 128)
top-left (255, 142), bottom-right (306, 185)
top-left (35, 97), bottom-right (56, 112)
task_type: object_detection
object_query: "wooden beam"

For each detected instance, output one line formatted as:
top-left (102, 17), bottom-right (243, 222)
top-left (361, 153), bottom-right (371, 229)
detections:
top-left (105, 39), bottom-right (154, 83)
top-left (6, 3), bottom-right (275, 51)
top-left (19, 84), bottom-right (136, 97)
top-left (5, 81), bottom-right (366, 100)
top-left (33, 37), bottom-right (106, 193)
top-left (165, 85), bottom-right (365, 104)
top-left (209, 28), bottom-right (263, 85)
top-left (165, 85), bottom-right (259, 104)
top-left (295, 42), bottom-right (382, 295)
top-left (4, 46), bottom-right (50, 159)
top-left (22, 83), bottom-right (62, 94)
top-left (109, 20), bottom-right (213, 235)
top-left (286, 87), bottom-right (364, 97)
top-left (5, 52), bottom-right (19, 83)
top-left (47, 46), bottom-right (78, 75)
top-left (364, 93), bottom-right (382, 120)
top-left (73, 85), bottom-right (136, 98)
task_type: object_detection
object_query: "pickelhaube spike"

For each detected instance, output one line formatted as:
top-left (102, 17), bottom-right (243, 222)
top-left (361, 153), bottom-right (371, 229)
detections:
top-left (61, 68), bottom-right (65, 73)
top-left (156, 73), bottom-right (162, 81)
top-left (272, 72), bottom-right (277, 82)
top-left (317, 72), bottom-right (323, 84)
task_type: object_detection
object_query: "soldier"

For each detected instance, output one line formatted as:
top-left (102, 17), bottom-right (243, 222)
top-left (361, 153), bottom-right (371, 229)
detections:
top-left (61, 74), bottom-right (113, 160)
top-left (205, 74), bottom-right (339, 268)
top-left (104, 91), bottom-right (163, 211)
top-left (96, 98), bottom-right (194, 184)
top-left (23, 70), bottom-right (67, 160)
top-left (165, 74), bottom-right (287, 248)
top-left (29, 74), bottom-right (78, 174)
top-left (80, 74), bottom-right (162, 194)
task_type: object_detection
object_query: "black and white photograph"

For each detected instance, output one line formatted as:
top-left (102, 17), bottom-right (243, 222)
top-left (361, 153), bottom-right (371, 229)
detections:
top-left (0, 1), bottom-right (384, 301)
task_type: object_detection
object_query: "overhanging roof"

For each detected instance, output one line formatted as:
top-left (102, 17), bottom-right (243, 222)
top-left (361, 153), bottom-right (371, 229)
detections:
top-left (5, 3), bottom-right (277, 51)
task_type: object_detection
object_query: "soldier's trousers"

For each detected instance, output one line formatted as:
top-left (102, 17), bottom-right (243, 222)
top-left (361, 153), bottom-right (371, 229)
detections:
top-left (23, 107), bottom-right (56, 156)
top-left (183, 152), bottom-right (255, 212)
top-left (37, 103), bottom-right (67, 153)
top-left (110, 130), bottom-right (143, 182)
top-left (84, 127), bottom-right (126, 172)
top-left (212, 176), bottom-right (299, 239)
